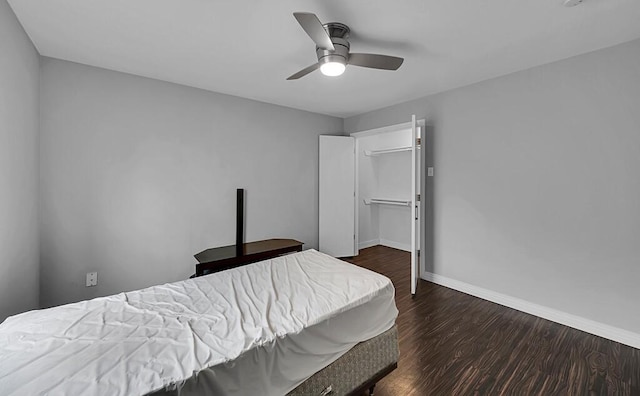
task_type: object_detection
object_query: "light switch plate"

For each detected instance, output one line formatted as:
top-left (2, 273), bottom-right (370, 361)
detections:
top-left (428, 167), bottom-right (434, 177)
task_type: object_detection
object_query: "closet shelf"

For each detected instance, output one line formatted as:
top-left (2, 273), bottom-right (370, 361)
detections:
top-left (364, 146), bottom-right (412, 156)
top-left (364, 198), bottom-right (411, 207)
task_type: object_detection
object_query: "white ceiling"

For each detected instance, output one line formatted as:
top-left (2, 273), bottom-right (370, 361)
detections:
top-left (8, 0), bottom-right (640, 118)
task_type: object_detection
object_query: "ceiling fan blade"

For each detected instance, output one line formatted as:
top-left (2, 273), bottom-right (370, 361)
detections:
top-left (293, 12), bottom-right (335, 51)
top-left (348, 53), bottom-right (404, 70)
top-left (287, 63), bottom-right (320, 80)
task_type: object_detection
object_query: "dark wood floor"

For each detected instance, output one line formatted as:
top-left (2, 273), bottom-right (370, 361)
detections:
top-left (345, 246), bottom-right (640, 396)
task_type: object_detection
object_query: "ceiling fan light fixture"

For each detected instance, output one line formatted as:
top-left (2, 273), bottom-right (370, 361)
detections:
top-left (320, 61), bottom-right (346, 76)
top-left (318, 54), bottom-right (347, 77)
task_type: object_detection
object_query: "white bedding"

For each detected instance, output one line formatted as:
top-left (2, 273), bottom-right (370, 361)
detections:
top-left (0, 249), bottom-right (398, 396)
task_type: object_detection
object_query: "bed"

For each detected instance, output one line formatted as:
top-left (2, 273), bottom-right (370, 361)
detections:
top-left (0, 249), bottom-right (399, 395)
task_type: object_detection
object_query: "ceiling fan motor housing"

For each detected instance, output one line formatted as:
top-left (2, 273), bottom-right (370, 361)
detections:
top-left (316, 23), bottom-right (350, 66)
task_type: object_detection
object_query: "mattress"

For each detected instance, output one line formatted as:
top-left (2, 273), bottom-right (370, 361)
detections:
top-left (0, 249), bottom-right (398, 396)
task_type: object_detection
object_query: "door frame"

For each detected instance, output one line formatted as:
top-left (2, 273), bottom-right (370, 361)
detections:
top-left (350, 117), bottom-right (426, 285)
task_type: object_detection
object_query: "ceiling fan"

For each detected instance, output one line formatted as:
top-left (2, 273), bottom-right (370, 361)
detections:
top-left (287, 12), bottom-right (404, 80)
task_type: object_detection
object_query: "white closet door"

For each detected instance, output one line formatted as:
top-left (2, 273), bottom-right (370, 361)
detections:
top-left (410, 115), bottom-right (421, 295)
top-left (319, 136), bottom-right (357, 257)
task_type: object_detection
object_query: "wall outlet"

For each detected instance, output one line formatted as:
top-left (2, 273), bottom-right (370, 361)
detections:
top-left (428, 167), bottom-right (434, 177)
top-left (86, 272), bottom-right (98, 287)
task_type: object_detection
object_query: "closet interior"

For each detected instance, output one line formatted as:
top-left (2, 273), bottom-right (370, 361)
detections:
top-left (319, 116), bottom-right (423, 294)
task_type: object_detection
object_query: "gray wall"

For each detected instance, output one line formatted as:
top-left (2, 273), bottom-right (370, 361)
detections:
top-left (345, 38), bottom-right (640, 333)
top-left (0, 1), bottom-right (40, 321)
top-left (39, 58), bottom-right (342, 307)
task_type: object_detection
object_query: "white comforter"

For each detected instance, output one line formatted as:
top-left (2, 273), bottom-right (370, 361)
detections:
top-left (0, 249), bottom-right (397, 396)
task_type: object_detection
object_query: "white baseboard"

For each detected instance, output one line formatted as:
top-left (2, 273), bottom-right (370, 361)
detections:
top-left (359, 239), bottom-right (411, 252)
top-left (421, 271), bottom-right (640, 349)
top-left (379, 239), bottom-right (410, 252)
top-left (358, 239), bottom-right (380, 250)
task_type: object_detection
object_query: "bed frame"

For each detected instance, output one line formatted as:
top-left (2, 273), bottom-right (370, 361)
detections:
top-left (150, 325), bottom-right (398, 396)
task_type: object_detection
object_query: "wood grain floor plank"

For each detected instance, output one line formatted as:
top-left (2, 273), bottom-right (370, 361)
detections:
top-left (346, 245), bottom-right (640, 395)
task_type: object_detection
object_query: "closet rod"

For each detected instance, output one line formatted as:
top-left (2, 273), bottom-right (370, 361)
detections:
top-left (364, 146), bottom-right (412, 156)
top-left (364, 198), bottom-right (411, 207)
